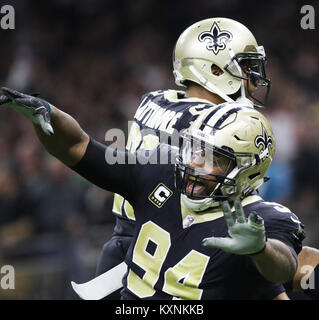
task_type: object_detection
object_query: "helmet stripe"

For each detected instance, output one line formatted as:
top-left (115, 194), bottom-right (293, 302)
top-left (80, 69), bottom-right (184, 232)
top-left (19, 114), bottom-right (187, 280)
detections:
top-left (199, 103), bottom-right (228, 130)
top-left (214, 107), bottom-right (242, 129)
top-left (202, 104), bottom-right (241, 134)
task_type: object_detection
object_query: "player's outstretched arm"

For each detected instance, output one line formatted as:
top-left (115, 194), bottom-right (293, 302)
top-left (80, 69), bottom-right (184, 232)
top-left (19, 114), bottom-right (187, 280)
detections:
top-left (0, 87), bottom-right (89, 166)
top-left (251, 238), bottom-right (297, 283)
top-left (203, 199), bottom-right (297, 283)
top-left (34, 106), bottom-right (89, 166)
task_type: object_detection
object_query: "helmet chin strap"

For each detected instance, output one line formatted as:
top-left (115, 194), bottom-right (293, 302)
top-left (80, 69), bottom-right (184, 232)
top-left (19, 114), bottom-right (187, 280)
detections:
top-left (189, 65), bottom-right (234, 103)
top-left (236, 83), bottom-right (254, 108)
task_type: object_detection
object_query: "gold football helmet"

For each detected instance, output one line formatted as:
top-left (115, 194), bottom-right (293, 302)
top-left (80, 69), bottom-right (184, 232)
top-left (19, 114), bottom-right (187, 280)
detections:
top-left (175, 104), bottom-right (276, 211)
top-left (173, 18), bottom-right (270, 107)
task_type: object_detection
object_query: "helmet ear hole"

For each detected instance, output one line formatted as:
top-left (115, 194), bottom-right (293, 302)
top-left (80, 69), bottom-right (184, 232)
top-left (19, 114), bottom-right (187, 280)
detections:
top-left (211, 64), bottom-right (224, 76)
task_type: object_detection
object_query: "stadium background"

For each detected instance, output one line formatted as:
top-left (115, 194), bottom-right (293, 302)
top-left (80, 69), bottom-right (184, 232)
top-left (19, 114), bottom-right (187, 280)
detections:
top-left (0, 0), bottom-right (318, 299)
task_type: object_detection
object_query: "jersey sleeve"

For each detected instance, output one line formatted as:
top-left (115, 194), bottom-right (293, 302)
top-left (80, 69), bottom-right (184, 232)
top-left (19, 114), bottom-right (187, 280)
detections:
top-left (69, 137), bottom-right (138, 205)
top-left (261, 203), bottom-right (305, 261)
top-left (260, 283), bottom-right (286, 300)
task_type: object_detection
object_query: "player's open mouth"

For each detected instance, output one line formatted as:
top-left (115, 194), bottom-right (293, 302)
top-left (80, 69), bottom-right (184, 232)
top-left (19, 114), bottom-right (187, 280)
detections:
top-left (186, 179), bottom-right (207, 197)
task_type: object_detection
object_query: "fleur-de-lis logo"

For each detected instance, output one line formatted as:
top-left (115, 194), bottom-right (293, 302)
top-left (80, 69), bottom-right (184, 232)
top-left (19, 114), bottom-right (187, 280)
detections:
top-left (198, 22), bottom-right (232, 55)
top-left (255, 124), bottom-right (273, 160)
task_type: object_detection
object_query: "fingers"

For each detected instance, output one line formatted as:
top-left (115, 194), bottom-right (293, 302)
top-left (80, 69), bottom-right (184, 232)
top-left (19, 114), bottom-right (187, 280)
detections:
top-left (1, 87), bottom-right (25, 99)
top-left (0, 90), bottom-right (40, 106)
top-left (14, 97), bottom-right (38, 108)
top-left (202, 236), bottom-right (234, 251)
top-left (222, 199), bottom-right (246, 226)
top-left (0, 95), bottom-right (11, 105)
top-left (0, 87), bottom-right (53, 136)
top-left (234, 198), bottom-right (246, 223)
top-left (248, 212), bottom-right (264, 229)
top-left (221, 201), bottom-right (234, 228)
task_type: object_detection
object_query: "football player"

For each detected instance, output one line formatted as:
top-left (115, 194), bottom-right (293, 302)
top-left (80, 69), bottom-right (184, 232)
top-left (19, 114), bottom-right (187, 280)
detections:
top-left (0, 85), bottom-right (304, 299)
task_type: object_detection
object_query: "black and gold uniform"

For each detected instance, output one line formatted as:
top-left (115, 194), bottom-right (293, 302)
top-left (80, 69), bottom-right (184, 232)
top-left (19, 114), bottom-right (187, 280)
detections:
top-left (72, 139), bottom-right (303, 300)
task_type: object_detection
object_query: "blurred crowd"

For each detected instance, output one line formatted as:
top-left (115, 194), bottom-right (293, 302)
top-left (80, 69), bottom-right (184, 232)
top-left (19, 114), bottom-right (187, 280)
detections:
top-left (0, 0), bottom-right (318, 299)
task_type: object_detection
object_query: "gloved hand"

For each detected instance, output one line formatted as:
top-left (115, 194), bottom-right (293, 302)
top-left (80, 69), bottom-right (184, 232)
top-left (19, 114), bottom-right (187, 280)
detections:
top-left (0, 87), bottom-right (54, 135)
top-left (202, 198), bottom-right (266, 255)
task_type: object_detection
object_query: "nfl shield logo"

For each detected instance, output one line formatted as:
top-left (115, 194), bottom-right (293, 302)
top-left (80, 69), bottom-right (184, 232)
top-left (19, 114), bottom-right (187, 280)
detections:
top-left (183, 215), bottom-right (195, 228)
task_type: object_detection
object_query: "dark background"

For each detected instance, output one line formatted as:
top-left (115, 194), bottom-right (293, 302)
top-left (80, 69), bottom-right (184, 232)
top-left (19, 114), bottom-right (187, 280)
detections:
top-left (0, 0), bottom-right (318, 299)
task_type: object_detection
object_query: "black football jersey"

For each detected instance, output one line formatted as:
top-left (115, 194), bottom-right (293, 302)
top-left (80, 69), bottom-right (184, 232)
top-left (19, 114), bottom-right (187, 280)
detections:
top-left (71, 141), bottom-right (304, 300)
top-left (112, 89), bottom-right (216, 236)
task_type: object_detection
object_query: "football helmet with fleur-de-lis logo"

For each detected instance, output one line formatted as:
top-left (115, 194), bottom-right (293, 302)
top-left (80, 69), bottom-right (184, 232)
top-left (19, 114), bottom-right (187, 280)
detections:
top-left (173, 18), bottom-right (270, 107)
top-left (175, 105), bottom-right (276, 212)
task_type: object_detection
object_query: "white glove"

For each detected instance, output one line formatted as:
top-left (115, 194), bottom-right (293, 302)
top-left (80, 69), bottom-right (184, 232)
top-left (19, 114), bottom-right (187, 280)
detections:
top-left (202, 199), bottom-right (266, 255)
